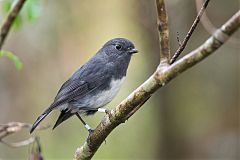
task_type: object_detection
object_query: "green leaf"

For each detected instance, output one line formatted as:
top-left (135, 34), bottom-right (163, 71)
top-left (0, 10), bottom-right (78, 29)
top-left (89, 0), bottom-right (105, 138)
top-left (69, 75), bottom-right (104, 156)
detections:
top-left (2, 0), bottom-right (11, 13)
top-left (0, 50), bottom-right (23, 70)
top-left (1, 0), bottom-right (42, 30)
top-left (12, 15), bottom-right (22, 29)
top-left (24, 0), bottom-right (41, 22)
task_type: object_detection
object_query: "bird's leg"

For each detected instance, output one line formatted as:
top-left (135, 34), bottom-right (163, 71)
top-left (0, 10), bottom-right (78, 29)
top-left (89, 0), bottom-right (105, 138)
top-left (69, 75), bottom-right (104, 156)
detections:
top-left (97, 108), bottom-right (111, 114)
top-left (81, 107), bottom-right (111, 114)
top-left (75, 113), bottom-right (94, 134)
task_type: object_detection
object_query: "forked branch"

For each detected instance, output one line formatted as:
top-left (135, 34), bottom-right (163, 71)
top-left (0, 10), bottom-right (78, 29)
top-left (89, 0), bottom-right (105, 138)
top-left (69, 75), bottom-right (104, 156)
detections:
top-left (0, 122), bottom-right (50, 147)
top-left (170, 0), bottom-right (211, 64)
top-left (74, 5), bottom-right (240, 160)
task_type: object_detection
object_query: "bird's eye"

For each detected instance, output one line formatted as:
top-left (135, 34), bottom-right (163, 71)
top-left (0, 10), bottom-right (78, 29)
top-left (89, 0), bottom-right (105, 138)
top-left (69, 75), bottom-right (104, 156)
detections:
top-left (115, 44), bottom-right (122, 50)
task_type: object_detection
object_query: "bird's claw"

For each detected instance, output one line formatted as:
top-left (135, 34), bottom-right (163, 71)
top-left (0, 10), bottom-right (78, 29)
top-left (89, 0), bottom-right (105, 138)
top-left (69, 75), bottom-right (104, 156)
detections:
top-left (104, 139), bottom-right (107, 144)
top-left (105, 109), bottom-right (111, 115)
top-left (87, 128), bottom-right (95, 143)
top-left (88, 128), bottom-right (95, 135)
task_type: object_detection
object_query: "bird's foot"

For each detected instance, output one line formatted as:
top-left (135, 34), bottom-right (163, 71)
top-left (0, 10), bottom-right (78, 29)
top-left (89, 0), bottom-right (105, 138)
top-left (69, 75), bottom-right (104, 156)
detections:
top-left (98, 108), bottom-right (111, 115)
top-left (105, 108), bottom-right (111, 115)
top-left (88, 128), bottom-right (95, 135)
top-left (87, 128), bottom-right (95, 143)
top-left (84, 124), bottom-right (93, 132)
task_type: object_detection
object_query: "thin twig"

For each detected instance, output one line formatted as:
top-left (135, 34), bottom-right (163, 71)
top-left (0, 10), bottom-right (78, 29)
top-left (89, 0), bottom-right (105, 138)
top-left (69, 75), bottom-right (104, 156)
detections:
top-left (195, 0), bottom-right (240, 46)
top-left (170, 0), bottom-right (211, 64)
top-left (74, 10), bottom-right (240, 160)
top-left (156, 0), bottom-right (170, 64)
top-left (0, 122), bottom-right (50, 148)
top-left (1, 137), bottom-right (35, 148)
top-left (0, 0), bottom-right (27, 50)
top-left (176, 31), bottom-right (182, 47)
top-left (30, 136), bottom-right (44, 160)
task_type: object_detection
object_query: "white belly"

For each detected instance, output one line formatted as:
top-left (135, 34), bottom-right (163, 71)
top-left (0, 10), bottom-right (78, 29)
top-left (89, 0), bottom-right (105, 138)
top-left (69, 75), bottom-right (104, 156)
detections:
top-left (58, 77), bottom-right (125, 112)
top-left (88, 77), bottom-right (125, 108)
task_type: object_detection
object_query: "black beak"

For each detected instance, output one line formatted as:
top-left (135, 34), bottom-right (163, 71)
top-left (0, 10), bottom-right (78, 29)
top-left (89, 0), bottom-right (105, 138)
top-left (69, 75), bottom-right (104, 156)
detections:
top-left (128, 48), bottom-right (138, 54)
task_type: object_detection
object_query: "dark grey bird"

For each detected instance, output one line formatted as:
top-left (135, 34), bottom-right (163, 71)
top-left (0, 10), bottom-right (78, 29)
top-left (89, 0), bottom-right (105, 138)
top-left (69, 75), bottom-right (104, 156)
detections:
top-left (30, 38), bottom-right (138, 133)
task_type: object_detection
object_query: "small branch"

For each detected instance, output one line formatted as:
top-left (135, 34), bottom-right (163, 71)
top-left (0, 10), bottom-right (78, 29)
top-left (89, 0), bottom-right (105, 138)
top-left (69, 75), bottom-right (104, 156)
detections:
top-left (0, 0), bottom-right (27, 50)
top-left (176, 31), bottom-right (182, 47)
top-left (30, 136), bottom-right (44, 160)
top-left (170, 0), bottom-right (211, 64)
top-left (1, 137), bottom-right (35, 148)
top-left (156, 0), bottom-right (170, 64)
top-left (195, 0), bottom-right (240, 46)
top-left (74, 11), bottom-right (240, 160)
top-left (0, 122), bottom-right (50, 148)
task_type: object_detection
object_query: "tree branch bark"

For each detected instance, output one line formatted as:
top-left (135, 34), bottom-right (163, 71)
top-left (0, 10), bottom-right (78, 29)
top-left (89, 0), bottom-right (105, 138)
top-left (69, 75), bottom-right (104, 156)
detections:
top-left (156, 0), bottom-right (170, 64)
top-left (0, 122), bottom-right (50, 148)
top-left (170, 0), bottom-right (210, 64)
top-left (0, 0), bottom-right (26, 50)
top-left (74, 9), bottom-right (240, 160)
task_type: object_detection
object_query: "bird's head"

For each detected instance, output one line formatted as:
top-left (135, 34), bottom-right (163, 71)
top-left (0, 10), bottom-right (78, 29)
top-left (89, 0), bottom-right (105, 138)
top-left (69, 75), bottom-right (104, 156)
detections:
top-left (100, 38), bottom-right (138, 60)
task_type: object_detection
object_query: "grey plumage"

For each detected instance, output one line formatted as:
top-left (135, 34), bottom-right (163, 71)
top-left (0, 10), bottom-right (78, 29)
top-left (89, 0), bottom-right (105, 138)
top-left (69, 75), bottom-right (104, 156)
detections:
top-left (30, 38), bottom-right (137, 133)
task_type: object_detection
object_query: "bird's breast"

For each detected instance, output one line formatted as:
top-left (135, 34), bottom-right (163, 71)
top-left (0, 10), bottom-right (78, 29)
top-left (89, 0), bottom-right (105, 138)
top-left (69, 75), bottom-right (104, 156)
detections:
top-left (85, 77), bottom-right (125, 108)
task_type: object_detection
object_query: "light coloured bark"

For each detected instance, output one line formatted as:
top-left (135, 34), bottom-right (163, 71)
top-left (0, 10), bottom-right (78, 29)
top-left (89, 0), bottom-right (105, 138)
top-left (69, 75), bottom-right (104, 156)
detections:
top-left (156, 0), bottom-right (170, 63)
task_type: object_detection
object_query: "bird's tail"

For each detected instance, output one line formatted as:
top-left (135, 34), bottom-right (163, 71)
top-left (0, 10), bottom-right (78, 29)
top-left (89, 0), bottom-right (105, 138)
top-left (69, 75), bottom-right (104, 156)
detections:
top-left (52, 109), bottom-right (74, 130)
top-left (30, 108), bottom-right (52, 134)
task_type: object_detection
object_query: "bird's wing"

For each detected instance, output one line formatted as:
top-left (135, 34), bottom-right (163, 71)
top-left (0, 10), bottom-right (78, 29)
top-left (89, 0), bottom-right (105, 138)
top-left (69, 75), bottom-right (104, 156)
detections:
top-left (52, 80), bottom-right (87, 107)
top-left (49, 74), bottom-right (107, 110)
top-left (30, 73), bottom-right (108, 133)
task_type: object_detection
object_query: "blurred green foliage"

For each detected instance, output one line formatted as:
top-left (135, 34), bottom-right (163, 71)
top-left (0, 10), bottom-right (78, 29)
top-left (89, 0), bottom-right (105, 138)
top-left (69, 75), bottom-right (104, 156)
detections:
top-left (0, 50), bottom-right (23, 70)
top-left (1, 0), bottom-right (42, 27)
top-left (2, 0), bottom-right (11, 13)
top-left (0, 0), bottom-right (42, 70)
top-left (24, 0), bottom-right (41, 22)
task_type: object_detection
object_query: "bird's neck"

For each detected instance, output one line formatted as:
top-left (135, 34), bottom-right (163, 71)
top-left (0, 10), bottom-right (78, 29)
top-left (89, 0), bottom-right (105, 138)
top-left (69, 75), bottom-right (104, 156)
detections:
top-left (111, 56), bottom-right (131, 80)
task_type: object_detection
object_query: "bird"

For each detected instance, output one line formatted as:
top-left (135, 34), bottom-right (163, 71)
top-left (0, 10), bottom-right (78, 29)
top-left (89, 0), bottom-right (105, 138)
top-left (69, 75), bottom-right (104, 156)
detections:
top-left (30, 38), bottom-right (138, 133)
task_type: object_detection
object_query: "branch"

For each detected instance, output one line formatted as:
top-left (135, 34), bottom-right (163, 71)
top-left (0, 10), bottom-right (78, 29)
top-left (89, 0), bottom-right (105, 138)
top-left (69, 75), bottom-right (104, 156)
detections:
top-left (0, 122), bottom-right (50, 147)
top-left (170, 0), bottom-right (210, 64)
top-left (156, 0), bottom-right (170, 64)
top-left (0, 0), bottom-right (27, 50)
top-left (0, 122), bottom-right (48, 159)
top-left (74, 10), bottom-right (240, 160)
top-left (195, 0), bottom-right (240, 46)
